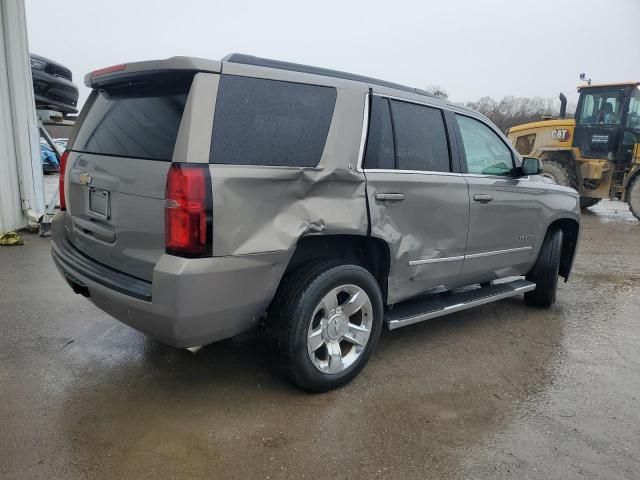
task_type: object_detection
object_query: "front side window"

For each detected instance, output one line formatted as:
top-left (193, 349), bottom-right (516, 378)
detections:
top-left (577, 89), bottom-right (625, 126)
top-left (456, 115), bottom-right (513, 176)
top-left (210, 75), bottom-right (337, 167)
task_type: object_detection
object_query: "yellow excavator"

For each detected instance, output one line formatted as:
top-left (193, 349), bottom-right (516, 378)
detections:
top-left (507, 82), bottom-right (640, 219)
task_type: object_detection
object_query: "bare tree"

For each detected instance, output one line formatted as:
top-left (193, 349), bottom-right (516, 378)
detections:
top-left (427, 85), bottom-right (449, 101)
top-left (464, 95), bottom-right (574, 132)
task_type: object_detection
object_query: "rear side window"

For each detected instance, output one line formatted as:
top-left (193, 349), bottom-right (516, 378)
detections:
top-left (210, 75), bottom-right (337, 167)
top-left (390, 100), bottom-right (450, 172)
top-left (72, 73), bottom-right (193, 161)
top-left (363, 96), bottom-right (395, 169)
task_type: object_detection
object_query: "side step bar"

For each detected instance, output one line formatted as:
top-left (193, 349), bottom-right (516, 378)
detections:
top-left (385, 279), bottom-right (536, 330)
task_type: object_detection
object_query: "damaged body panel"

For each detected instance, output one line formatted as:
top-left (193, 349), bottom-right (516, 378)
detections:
top-left (209, 63), bottom-right (370, 256)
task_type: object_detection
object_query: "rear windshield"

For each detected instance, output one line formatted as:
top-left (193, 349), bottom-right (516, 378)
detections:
top-left (72, 73), bottom-right (193, 161)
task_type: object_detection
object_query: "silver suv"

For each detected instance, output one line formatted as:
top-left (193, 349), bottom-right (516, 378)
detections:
top-left (51, 54), bottom-right (581, 391)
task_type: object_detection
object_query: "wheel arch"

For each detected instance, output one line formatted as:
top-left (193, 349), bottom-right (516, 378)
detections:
top-left (284, 234), bottom-right (391, 303)
top-left (546, 217), bottom-right (580, 281)
top-left (623, 165), bottom-right (640, 189)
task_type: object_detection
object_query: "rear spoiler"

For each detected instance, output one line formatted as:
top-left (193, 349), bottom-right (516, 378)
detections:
top-left (85, 56), bottom-right (222, 88)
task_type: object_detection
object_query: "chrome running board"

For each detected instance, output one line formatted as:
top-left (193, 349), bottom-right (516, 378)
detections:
top-left (385, 279), bottom-right (536, 330)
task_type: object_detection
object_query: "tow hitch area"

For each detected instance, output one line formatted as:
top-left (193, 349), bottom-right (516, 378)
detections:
top-left (63, 271), bottom-right (90, 297)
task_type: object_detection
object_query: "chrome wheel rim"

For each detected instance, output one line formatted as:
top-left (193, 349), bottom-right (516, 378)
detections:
top-left (307, 284), bottom-right (373, 375)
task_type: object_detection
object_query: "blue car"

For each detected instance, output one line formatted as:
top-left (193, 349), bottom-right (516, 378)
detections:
top-left (40, 142), bottom-right (59, 174)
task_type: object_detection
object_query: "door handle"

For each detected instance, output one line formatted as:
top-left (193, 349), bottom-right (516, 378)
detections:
top-left (473, 193), bottom-right (493, 203)
top-left (375, 193), bottom-right (405, 202)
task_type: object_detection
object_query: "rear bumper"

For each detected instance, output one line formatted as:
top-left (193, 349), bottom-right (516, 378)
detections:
top-left (51, 213), bottom-right (291, 347)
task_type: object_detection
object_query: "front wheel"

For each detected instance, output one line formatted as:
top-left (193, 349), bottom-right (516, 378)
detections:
top-left (268, 261), bottom-right (384, 392)
top-left (525, 228), bottom-right (563, 308)
top-left (540, 159), bottom-right (578, 190)
top-left (627, 176), bottom-right (640, 221)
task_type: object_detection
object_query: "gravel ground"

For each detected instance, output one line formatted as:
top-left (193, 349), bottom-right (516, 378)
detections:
top-left (1, 200), bottom-right (638, 479)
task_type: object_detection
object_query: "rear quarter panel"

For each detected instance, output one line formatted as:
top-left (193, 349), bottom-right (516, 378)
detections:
top-left (206, 65), bottom-right (370, 256)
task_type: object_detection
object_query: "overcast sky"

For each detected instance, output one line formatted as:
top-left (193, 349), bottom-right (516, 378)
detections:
top-left (26, 0), bottom-right (639, 109)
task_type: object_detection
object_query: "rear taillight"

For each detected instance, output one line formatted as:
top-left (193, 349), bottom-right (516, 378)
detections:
top-left (165, 163), bottom-right (212, 257)
top-left (59, 150), bottom-right (69, 211)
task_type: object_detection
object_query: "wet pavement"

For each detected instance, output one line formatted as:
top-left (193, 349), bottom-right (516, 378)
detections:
top-left (1, 201), bottom-right (639, 479)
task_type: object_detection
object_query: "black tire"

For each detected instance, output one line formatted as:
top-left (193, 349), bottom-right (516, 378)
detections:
top-left (524, 228), bottom-right (564, 308)
top-left (580, 197), bottom-right (601, 209)
top-left (541, 158), bottom-right (579, 190)
top-left (627, 176), bottom-right (640, 221)
top-left (542, 158), bottom-right (599, 210)
top-left (267, 260), bottom-right (384, 392)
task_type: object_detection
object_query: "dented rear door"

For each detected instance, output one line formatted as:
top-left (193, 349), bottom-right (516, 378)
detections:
top-left (363, 95), bottom-right (470, 304)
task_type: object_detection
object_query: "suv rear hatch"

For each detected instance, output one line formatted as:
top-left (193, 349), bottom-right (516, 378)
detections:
top-left (64, 70), bottom-right (195, 282)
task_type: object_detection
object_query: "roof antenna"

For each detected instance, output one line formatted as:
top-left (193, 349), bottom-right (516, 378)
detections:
top-left (579, 73), bottom-right (591, 86)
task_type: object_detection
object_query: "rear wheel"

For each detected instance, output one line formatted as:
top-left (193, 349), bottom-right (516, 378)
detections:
top-left (627, 176), bottom-right (640, 221)
top-left (525, 228), bottom-right (563, 308)
top-left (268, 260), bottom-right (384, 392)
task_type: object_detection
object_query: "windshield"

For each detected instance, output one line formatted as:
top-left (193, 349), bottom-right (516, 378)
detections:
top-left (577, 89), bottom-right (625, 126)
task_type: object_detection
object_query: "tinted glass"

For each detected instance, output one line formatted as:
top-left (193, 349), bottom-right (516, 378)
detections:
top-left (390, 100), bottom-right (450, 172)
top-left (363, 97), bottom-right (394, 169)
top-left (210, 75), bottom-right (337, 167)
top-left (73, 73), bottom-right (192, 161)
top-left (457, 115), bottom-right (513, 176)
top-left (577, 89), bottom-right (625, 126)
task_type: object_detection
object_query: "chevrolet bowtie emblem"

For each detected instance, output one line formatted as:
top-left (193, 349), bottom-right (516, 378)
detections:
top-left (78, 173), bottom-right (92, 185)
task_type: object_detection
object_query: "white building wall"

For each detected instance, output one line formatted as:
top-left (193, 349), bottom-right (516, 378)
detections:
top-left (0, 0), bottom-right (44, 233)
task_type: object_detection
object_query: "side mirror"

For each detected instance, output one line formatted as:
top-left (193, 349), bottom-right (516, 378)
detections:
top-left (521, 157), bottom-right (543, 176)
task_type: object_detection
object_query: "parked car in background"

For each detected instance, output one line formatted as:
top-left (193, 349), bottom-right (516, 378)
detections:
top-left (30, 53), bottom-right (79, 115)
top-left (51, 55), bottom-right (581, 392)
top-left (40, 141), bottom-right (59, 174)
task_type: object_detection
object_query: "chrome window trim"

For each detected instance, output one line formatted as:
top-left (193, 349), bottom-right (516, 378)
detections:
top-left (355, 93), bottom-right (370, 172)
top-left (364, 168), bottom-right (463, 177)
top-left (372, 92), bottom-right (442, 109)
top-left (357, 92), bottom-right (454, 175)
top-left (359, 92), bottom-right (523, 177)
top-left (462, 173), bottom-right (515, 179)
top-left (408, 246), bottom-right (532, 266)
top-left (454, 111), bottom-right (522, 173)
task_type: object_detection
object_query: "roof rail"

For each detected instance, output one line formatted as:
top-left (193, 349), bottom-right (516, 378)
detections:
top-left (223, 53), bottom-right (434, 98)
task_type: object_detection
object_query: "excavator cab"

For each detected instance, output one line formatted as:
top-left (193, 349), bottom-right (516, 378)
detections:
top-left (574, 84), bottom-right (640, 165)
